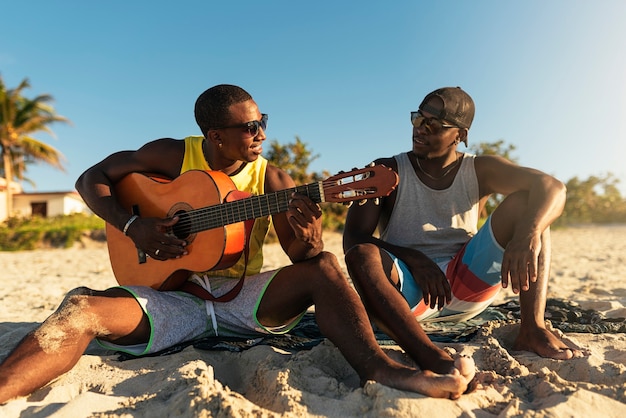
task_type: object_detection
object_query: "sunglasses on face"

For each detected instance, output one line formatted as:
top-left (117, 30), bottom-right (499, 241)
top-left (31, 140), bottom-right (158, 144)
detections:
top-left (410, 111), bottom-right (457, 135)
top-left (214, 114), bottom-right (268, 137)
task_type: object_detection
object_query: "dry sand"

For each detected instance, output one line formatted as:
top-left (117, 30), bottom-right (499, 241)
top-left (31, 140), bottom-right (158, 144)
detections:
top-left (1, 225), bottom-right (625, 417)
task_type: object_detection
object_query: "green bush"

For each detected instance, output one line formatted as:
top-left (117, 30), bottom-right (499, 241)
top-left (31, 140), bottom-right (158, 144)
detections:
top-left (0, 214), bottom-right (105, 251)
top-left (0, 229), bottom-right (42, 251)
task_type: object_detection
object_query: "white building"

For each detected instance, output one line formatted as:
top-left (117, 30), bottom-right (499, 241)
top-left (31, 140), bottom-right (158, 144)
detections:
top-left (0, 178), bottom-right (90, 222)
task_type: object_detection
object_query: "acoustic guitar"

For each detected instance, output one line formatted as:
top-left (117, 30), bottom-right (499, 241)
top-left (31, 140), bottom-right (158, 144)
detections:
top-left (106, 165), bottom-right (398, 291)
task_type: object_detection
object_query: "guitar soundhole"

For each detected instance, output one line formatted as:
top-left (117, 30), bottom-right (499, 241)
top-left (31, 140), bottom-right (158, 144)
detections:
top-left (168, 203), bottom-right (196, 243)
top-left (172, 211), bottom-right (191, 238)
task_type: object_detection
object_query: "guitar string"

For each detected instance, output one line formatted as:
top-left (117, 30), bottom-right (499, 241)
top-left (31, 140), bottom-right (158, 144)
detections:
top-left (171, 179), bottom-right (379, 234)
top-left (169, 177), bottom-right (379, 234)
top-left (173, 187), bottom-right (317, 234)
top-left (173, 184), bottom-right (309, 227)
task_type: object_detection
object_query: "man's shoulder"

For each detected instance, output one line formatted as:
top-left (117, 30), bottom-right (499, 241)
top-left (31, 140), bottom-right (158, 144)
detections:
top-left (264, 163), bottom-right (290, 180)
top-left (162, 136), bottom-right (203, 143)
top-left (142, 137), bottom-right (189, 147)
top-left (473, 154), bottom-right (511, 169)
top-left (263, 163), bottom-right (294, 191)
top-left (137, 137), bottom-right (187, 154)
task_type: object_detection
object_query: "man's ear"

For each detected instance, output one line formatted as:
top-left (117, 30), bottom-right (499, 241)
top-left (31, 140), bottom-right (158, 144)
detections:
top-left (207, 129), bottom-right (220, 143)
top-left (207, 129), bottom-right (225, 149)
top-left (460, 128), bottom-right (469, 147)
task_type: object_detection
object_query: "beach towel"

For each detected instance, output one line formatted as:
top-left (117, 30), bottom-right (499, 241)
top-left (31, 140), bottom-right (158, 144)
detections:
top-left (115, 298), bottom-right (626, 361)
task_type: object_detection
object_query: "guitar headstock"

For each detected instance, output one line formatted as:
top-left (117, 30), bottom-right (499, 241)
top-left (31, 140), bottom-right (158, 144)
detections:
top-left (322, 164), bottom-right (399, 204)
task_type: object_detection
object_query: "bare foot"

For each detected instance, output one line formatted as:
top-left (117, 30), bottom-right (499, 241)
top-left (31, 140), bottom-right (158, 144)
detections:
top-left (414, 355), bottom-right (476, 399)
top-left (455, 355), bottom-right (478, 394)
top-left (421, 351), bottom-right (478, 392)
top-left (414, 370), bottom-right (467, 399)
top-left (372, 356), bottom-right (477, 399)
top-left (513, 326), bottom-right (585, 359)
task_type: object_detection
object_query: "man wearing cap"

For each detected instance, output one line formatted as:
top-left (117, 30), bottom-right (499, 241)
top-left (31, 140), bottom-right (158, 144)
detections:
top-left (343, 86), bottom-right (581, 369)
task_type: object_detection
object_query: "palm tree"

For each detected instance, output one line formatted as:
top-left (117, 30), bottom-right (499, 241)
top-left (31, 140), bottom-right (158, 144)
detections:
top-left (0, 76), bottom-right (70, 217)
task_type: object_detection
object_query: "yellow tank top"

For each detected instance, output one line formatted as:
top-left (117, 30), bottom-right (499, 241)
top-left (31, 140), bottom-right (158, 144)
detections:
top-left (180, 136), bottom-right (271, 278)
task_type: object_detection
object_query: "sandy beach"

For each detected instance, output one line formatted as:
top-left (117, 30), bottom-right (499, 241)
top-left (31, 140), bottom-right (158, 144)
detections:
top-left (1, 225), bottom-right (625, 417)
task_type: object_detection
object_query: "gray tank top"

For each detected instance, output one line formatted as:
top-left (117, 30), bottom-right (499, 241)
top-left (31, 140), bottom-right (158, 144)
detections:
top-left (380, 152), bottom-right (480, 261)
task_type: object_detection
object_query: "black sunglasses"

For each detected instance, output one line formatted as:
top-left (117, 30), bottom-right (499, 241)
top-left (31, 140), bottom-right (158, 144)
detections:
top-left (411, 111), bottom-right (457, 135)
top-left (213, 114), bottom-right (268, 137)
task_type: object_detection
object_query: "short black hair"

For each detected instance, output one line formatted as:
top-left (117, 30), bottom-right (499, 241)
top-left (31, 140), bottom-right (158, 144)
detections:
top-left (194, 84), bottom-right (253, 137)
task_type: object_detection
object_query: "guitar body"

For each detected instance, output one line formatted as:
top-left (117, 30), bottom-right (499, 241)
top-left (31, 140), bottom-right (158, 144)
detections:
top-left (106, 170), bottom-right (248, 290)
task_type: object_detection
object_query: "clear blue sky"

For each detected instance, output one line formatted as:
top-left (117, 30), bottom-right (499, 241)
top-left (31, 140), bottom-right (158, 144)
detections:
top-left (2, 1), bottom-right (625, 194)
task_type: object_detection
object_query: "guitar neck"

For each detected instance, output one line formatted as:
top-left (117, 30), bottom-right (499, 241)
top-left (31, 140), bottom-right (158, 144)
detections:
top-left (174, 182), bottom-right (323, 236)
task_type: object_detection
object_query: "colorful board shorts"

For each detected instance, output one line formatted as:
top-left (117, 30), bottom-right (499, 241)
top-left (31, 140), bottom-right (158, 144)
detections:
top-left (391, 217), bottom-right (504, 322)
top-left (96, 268), bottom-right (307, 356)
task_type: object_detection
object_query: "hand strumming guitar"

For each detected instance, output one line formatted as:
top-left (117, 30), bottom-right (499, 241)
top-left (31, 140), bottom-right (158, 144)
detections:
top-left (124, 215), bottom-right (188, 261)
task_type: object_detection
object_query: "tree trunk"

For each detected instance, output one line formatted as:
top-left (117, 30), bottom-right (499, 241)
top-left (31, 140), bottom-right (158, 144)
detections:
top-left (2, 146), bottom-right (13, 218)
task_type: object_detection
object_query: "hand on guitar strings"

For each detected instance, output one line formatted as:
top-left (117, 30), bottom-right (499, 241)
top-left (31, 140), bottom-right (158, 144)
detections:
top-left (126, 215), bottom-right (188, 260)
top-left (286, 193), bottom-right (323, 245)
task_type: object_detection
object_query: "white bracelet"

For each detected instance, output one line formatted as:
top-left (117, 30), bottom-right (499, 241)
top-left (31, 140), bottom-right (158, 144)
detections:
top-left (122, 215), bottom-right (139, 236)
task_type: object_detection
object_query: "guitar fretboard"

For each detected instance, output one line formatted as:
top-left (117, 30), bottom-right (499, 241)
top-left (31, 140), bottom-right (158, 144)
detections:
top-left (172, 182), bottom-right (323, 236)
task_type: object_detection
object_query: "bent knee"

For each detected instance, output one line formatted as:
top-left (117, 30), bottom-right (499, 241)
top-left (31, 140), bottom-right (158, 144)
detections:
top-left (494, 191), bottom-right (530, 218)
top-left (282, 251), bottom-right (349, 290)
top-left (66, 286), bottom-right (96, 297)
top-left (316, 250), bottom-right (339, 263)
top-left (344, 243), bottom-right (381, 267)
top-left (57, 287), bottom-right (127, 329)
top-left (309, 250), bottom-right (344, 273)
top-left (58, 287), bottom-right (97, 311)
top-left (43, 293), bottom-right (101, 337)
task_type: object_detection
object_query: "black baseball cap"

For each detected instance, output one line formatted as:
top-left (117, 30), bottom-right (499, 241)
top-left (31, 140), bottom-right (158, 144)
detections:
top-left (418, 87), bottom-right (475, 129)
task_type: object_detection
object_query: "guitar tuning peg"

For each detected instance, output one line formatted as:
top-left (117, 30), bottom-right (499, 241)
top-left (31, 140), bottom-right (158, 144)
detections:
top-left (368, 162), bottom-right (375, 167)
top-left (374, 198), bottom-right (380, 205)
top-left (344, 201), bottom-right (353, 207)
top-left (358, 199), bottom-right (367, 206)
